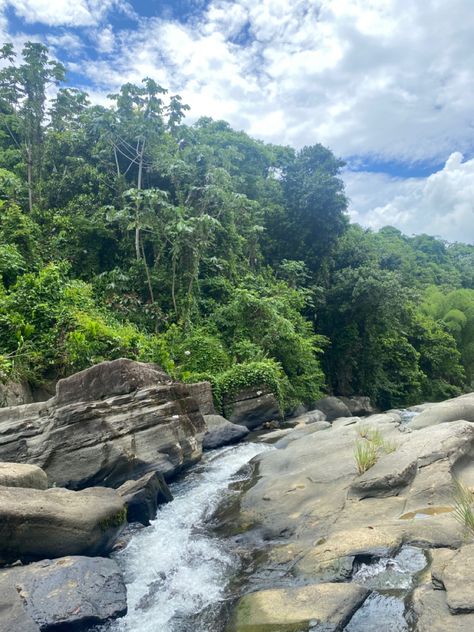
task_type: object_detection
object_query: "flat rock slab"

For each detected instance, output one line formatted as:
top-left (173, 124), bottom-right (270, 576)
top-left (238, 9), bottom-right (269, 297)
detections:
top-left (413, 584), bottom-right (474, 632)
top-left (0, 556), bottom-right (126, 631)
top-left (228, 582), bottom-right (369, 632)
top-left (0, 462), bottom-right (47, 489)
top-left (0, 486), bottom-right (125, 564)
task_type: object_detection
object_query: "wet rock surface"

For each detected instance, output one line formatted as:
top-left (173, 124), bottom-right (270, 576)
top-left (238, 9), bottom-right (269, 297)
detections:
top-left (228, 582), bottom-right (369, 632)
top-left (0, 555), bottom-right (127, 631)
top-left (0, 358), bottom-right (206, 488)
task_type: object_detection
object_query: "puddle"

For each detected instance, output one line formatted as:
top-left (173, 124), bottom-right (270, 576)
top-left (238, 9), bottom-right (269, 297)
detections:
top-left (399, 506), bottom-right (453, 520)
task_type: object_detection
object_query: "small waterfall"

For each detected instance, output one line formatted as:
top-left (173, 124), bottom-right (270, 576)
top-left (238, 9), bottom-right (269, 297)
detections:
top-left (110, 442), bottom-right (271, 632)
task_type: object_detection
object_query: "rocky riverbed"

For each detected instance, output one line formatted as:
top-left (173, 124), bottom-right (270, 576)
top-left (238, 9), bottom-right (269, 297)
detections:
top-left (1, 359), bottom-right (474, 631)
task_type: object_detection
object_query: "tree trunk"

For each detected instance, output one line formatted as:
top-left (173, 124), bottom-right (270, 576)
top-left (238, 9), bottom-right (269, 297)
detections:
top-left (26, 145), bottom-right (33, 213)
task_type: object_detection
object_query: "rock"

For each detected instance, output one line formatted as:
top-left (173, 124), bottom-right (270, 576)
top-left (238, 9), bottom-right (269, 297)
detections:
top-left (186, 381), bottom-right (216, 415)
top-left (430, 548), bottom-right (456, 589)
top-left (117, 471), bottom-right (172, 526)
top-left (0, 359), bottom-right (206, 488)
top-left (289, 404), bottom-right (307, 418)
top-left (413, 584), bottom-right (474, 632)
top-left (0, 381), bottom-right (33, 407)
top-left (408, 393), bottom-right (474, 429)
top-left (286, 409), bottom-right (327, 426)
top-left (0, 462), bottom-right (47, 489)
top-left (274, 421), bottom-right (331, 449)
top-left (223, 386), bottom-right (281, 429)
top-left (202, 414), bottom-right (249, 450)
top-left (0, 556), bottom-right (126, 631)
top-left (440, 544), bottom-right (474, 613)
top-left (313, 396), bottom-right (352, 421)
top-left (350, 420), bottom-right (474, 498)
top-left (340, 395), bottom-right (376, 416)
top-left (0, 485), bottom-right (126, 564)
top-left (55, 357), bottom-right (171, 405)
top-left (228, 583), bottom-right (369, 632)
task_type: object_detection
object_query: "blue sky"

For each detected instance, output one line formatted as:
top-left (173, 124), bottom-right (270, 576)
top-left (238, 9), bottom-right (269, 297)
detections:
top-left (1, 0), bottom-right (474, 242)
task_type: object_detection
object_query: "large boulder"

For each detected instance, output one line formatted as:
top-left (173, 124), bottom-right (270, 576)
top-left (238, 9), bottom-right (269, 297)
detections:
top-left (186, 381), bottom-right (216, 415)
top-left (223, 386), bottom-right (281, 429)
top-left (0, 462), bottom-right (47, 489)
top-left (408, 392), bottom-right (474, 429)
top-left (202, 414), bottom-right (249, 450)
top-left (228, 583), bottom-right (369, 632)
top-left (313, 396), bottom-right (352, 421)
top-left (0, 485), bottom-right (126, 564)
top-left (0, 359), bottom-right (206, 488)
top-left (117, 471), bottom-right (172, 526)
top-left (0, 556), bottom-right (127, 631)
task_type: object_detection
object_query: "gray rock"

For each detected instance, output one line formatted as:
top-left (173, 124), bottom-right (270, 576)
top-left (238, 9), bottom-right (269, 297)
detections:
top-left (0, 556), bottom-right (126, 631)
top-left (0, 462), bottom-right (48, 489)
top-left (202, 414), bottom-right (249, 450)
top-left (117, 471), bottom-right (172, 526)
top-left (413, 584), bottom-right (474, 632)
top-left (0, 381), bottom-right (33, 408)
top-left (408, 393), bottom-right (474, 429)
top-left (223, 387), bottom-right (281, 429)
top-left (340, 395), bottom-right (376, 416)
top-left (186, 381), bottom-right (216, 415)
top-left (55, 357), bottom-right (171, 405)
top-left (0, 485), bottom-right (126, 564)
top-left (0, 359), bottom-right (206, 488)
top-left (286, 409), bottom-right (327, 426)
top-left (350, 420), bottom-right (474, 498)
top-left (313, 396), bottom-right (352, 421)
top-left (441, 544), bottom-right (474, 613)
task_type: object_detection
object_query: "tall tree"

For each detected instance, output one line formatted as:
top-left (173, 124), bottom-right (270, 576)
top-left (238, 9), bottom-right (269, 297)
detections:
top-left (0, 43), bottom-right (65, 211)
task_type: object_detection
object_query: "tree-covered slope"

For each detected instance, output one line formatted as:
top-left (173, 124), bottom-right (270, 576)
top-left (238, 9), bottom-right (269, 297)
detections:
top-left (1, 42), bottom-right (473, 410)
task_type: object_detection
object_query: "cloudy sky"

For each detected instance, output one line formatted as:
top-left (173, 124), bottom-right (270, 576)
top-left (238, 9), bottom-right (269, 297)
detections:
top-left (1, 0), bottom-right (474, 243)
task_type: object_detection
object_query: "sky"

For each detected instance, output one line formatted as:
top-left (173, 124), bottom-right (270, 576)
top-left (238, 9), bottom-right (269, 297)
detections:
top-left (1, 0), bottom-right (474, 243)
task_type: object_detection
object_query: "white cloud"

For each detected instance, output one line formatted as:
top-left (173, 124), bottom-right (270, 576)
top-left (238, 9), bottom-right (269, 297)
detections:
top-left (344, 153), bottom-right (474, 243)
top-left (58, 0), bottom-right (474, 165)
top-left (6, 0), bottom-right (125, 27)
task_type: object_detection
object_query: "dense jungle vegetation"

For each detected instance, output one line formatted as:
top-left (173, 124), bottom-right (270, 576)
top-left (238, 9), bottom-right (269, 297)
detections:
top-left (1, 42), bottom-right (474, 411)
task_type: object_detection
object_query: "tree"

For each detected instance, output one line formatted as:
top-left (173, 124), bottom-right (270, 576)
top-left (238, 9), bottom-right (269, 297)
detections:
top-left (0, 43), bottom-right (65, 211)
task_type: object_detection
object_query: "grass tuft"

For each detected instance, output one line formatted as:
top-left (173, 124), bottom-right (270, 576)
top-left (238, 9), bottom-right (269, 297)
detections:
top-left (354, 439), bottom-right (378, 475)
top-left (453, 478), bottom-right (474, 536)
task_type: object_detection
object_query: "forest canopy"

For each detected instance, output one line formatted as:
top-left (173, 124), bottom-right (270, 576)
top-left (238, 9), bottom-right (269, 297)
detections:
top-left (1, 42), bottom-right (474, 411)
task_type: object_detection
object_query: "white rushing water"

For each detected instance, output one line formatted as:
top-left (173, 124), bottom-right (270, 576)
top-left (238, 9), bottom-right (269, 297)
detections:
top-left (111, 442), bottom-right (271, 632)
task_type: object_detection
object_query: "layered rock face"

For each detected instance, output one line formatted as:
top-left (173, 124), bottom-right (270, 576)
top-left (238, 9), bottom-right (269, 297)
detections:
top-left (0, 358), bottom-right (206, 488)
top-left (223, 386), bottom-right (281, 428)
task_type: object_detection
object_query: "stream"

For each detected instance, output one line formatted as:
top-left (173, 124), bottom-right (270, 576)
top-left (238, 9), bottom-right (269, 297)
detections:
top-left (106, 442), bottom-right (271, 632)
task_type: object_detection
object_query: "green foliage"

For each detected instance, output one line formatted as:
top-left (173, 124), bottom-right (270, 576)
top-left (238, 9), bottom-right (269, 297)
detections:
top-left (0, 40), bottom-right (472, 414)
top-left (354, 439), bottom-right (378, 474)
top-left (453, 479), bottom-right (474, 537)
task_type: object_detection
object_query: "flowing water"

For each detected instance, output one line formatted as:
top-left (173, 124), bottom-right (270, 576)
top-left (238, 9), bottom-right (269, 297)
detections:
top-left (107, 442), bottom-right (271, 632)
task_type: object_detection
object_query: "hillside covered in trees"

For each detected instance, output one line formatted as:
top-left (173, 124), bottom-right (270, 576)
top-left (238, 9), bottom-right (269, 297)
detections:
top-left (1, 42), bottom-right (474, 411)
